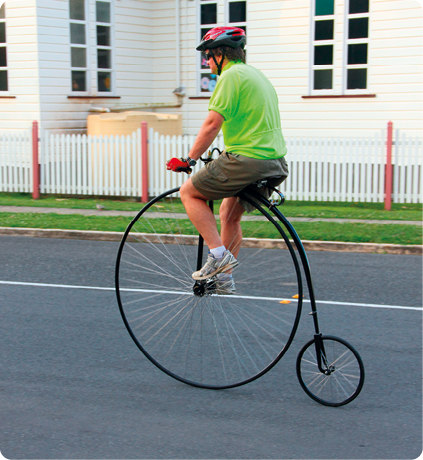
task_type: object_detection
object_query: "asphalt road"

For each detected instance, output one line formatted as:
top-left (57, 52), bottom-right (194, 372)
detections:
top-left (0, 236), bottom-right (421, 459)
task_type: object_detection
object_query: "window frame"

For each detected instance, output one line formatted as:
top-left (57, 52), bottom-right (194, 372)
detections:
top-left (225, 0), bottom-right (247, 59)
top-left (69, 0), bottom-right (90, 94)
top-left (0, 3), bottom-right (9, 94)
top-left (308, 0), bottom-right (371, 96)
top-left (196, 0), bottom-right (219, 97)
top-left (95, 0), bottom-right (115, 95)
top-left (195, 0), bottom-right (247, 97)
top-left (342, 0), bottom-right (370, 94)
top-left (225, 0), bottom-right (247, 29)
top-left (309, 0), bottom-right (336, 95)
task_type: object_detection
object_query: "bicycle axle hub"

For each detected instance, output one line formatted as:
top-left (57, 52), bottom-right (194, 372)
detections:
top-left (193, 280), bottom-right (216, 297)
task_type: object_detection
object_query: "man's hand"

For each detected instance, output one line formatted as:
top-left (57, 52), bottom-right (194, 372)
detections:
top-left (166, 157), bottom-right (192, 174)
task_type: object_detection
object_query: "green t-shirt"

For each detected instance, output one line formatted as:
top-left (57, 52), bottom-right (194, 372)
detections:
top-left (208, 61), bottom-right (286, 160)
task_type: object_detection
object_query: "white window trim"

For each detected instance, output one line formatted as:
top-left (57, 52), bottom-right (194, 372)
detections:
top-left (309, 0), bottom-right (336, 95)
top-left (308, 0), bottom-right (371, 96)
top-left (69, 0), bottom-right (90, 95)
top-left (196, 0), bottom-right (218, 97)
top-left (95, 0), bottom-right (115, 95)
top-left (342, 4), bottom-right (371, 95)
top-left (224, 0), bottom-right (247, 29)
top-left (196, 0), bottom-right (247, 97)
top-left (225, 0), bottom-right (247, 60)
top-left (0, 5), bottom-right (9, 94)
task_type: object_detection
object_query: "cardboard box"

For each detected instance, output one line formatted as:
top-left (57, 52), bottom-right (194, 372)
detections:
top-left (87, 111), bottom-right (183, 137)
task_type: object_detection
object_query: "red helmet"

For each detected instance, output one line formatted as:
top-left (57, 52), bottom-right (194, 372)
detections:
top-left (196, 27), bottom-right (246, 51)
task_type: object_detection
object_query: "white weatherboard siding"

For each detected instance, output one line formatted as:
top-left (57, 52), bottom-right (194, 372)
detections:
top-left (177, 0), bottom-right (206, 135)
top-left (37, 0), bottom-right (156, 133)
top-left (152, 1), bottom-right (177, 103)
top-left (37, 0), bottom-right (84, 132)
top-left (0, 0), bottom-right (40, 130)
top-left (247, 0), bottom-right (312, 138)
top-left (115, 0), bottom-right (154, 101)
top-left (370, 0), bottom-right (423, 129)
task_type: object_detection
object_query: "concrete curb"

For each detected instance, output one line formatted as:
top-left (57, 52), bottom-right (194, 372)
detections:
top-left (1, 227), bottom-right (421, 255)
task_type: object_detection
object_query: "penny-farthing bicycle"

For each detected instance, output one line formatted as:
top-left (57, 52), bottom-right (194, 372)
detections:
top-left (115, 150), bottom-right (365, 407)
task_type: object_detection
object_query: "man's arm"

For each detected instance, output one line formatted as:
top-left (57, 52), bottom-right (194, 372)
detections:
top-left (166, 110), bottom-right (224, 173)
top-left (187, 110), bottom-right (224, 161)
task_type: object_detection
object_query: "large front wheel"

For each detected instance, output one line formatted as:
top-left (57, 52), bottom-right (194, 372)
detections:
top-left (115, 188), bottom-right (303, 389)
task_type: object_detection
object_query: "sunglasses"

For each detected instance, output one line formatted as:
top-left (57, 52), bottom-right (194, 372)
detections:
top-left (205, 52), bottom-right (215, 61)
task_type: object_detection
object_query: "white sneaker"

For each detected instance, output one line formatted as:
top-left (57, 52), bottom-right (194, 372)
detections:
top-left (192, 250), bottom-right (238, 281)
top-left (214, 277), bottom-right (236, 295)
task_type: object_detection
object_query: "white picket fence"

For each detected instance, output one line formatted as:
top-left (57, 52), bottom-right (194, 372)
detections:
top-left (0, 130), bottom-right (33, 193)
top-left (0, 127), bottom-right (421, 203)
top-left (39, 129), bottom-right (143, 197)
top-left (285, 136), bottom-right (384, 202)
top-left (147, 130), bottom-right (225, 196)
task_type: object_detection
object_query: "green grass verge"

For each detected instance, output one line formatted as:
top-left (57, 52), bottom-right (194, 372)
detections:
top-left (0, 192), bottom-right (422, 221)
top-left (0, 212), bottom-right (421, 245)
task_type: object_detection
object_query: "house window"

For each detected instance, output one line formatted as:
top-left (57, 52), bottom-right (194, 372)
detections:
top-left (227, 0), bottom-right (246, 59)
top-left (96, 0), bottom-right (113, 93)
top-left (0, 3), bottom-right (8, 92)
top-left (311, 0), bottom-right (335, 91)
top-left (69, 0), bottom-right (114, 94)
top-left (197, 0), bottom-right (246, 96)
top-left (228, 1), bottom-right (246, 24)
top-left (344, 0), bottom-right (369, 91)
top-left (198, 0), bottom-right (218, 95)
top-left (69, 0), bottom-right (88, 92)
top-left (309, 0), bottom-right (370, 94)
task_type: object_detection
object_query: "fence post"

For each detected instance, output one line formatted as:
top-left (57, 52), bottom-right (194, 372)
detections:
top-left (384, 121), bottom-right (393, 211)
top-left (141, 121), bottom-right (149, 203)
top-left (32, 120), bottom-right (40, 200)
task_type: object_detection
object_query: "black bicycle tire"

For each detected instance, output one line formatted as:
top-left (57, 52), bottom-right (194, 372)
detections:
top-left (115, 187), bottom-right (303, 390)
top-left (296, 335), bottom-right (365, 407)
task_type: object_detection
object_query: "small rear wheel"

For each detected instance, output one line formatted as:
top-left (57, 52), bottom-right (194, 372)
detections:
top-left (296, 335), bottom-right (365, 406)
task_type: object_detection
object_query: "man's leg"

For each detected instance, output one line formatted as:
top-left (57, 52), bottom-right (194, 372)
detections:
top-left (219, 196), bottom-right (245, 259)
top-left (179, 178), bottom-right (222, 250)
top-left (180, 179), bottom-right (240, 281)
top-left (210, 197), bottom-right (244, 293)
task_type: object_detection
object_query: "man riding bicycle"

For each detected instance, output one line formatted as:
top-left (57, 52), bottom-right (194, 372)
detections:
top-left (166, 26), bottom-right (289, 295)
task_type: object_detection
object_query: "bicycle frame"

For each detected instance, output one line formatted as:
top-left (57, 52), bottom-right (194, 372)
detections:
top-left (240, 188), bottom-right (334, 374)
top-left (239, 187), bottom-right (321, 333)
top-left (195, 189), bottom-right (320, 327)
top-left (194, 186), bottom-right (327, 367)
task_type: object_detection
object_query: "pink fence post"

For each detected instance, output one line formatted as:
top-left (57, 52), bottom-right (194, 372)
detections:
top-left (141, 121), bottom-right (149, 203)
top-left (32, 120), bottom-right (40, 200)
top-left (384, 121), bottom-right (393, 211)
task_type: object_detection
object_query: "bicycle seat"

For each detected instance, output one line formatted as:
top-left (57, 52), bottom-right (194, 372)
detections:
top-left (246, 175), bottom-right (285, 206)
top-left (253, 175), bottom-right (284, 188)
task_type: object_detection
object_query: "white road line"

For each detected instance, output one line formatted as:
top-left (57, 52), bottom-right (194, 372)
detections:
top-left (0, 280), bottom-right (421, 311)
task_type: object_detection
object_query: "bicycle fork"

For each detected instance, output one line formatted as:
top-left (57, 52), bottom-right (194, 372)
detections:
top-left (193, 200), bottom-right (215, 297)
top-left (195, 199), bottom-right (214, 271)
top-left (314, 333), bottom-right (335, 375)
top-left (271, 209), bottom-right (334, 375)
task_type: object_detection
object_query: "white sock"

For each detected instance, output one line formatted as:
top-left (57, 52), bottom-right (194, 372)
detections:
top-left (210, 245), bottom-right (226, 259)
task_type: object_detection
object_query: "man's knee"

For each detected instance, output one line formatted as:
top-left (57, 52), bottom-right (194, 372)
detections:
top-left (179, 180), bottom-right (189, 200)
top-left (180, 179), bottom-right (208, 203)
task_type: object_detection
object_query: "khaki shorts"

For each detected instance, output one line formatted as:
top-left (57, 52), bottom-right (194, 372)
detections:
top-left (191, 151), bottom-right (289, 212)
